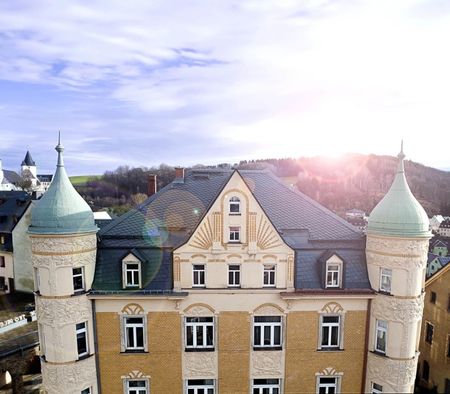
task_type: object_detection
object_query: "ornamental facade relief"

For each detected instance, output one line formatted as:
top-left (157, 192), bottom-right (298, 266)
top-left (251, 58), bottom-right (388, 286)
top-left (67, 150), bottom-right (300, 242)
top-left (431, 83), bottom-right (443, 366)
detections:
top-left (31, 234), bottom-right (96, 254)
top-left (371, 294), bottom-right (424, 323)
top-left (366, 236), bottom-right (429, 258)
top-left (36, 296), bottom-right (92, 326)
top-left (33, 250), bottom-right (96, 268)
top-left (42, 356), bottom-right (96, 394)
top-left (366, 251), bottom-right (426, 270)
top-left (184, 352), bottom-right (217, 378)
top-left (251, 351), bottom-right (284, 377)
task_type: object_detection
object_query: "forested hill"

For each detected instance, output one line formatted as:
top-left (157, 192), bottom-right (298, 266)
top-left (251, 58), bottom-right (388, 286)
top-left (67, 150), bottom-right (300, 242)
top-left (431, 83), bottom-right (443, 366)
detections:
top-left (75, 154), bottom-right (450, 217)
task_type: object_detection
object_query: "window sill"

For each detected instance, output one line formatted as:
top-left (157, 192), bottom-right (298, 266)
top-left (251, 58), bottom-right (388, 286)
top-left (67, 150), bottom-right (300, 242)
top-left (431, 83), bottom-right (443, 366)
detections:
top-left (121, 350), bottom-right (148, 354)
top-left (253, 346), bottom-right (282, 351)
top-left (185, 348), bottom-right (215, 352)
top-left (371, 350), bottom-right (387, 357)
top-left (378, 290), bottom-right (392, 296)
top-left (228, 241), bottom-right (241, 244)
top-left (229, 213), bottom-right (241, 216)
top-left (228, 286), bottom-right (241, 289)
top-left (73, 290), bottom-right (87, 296)
top-left (317, 347), bottom-right (344, 352)
top-left (77, 353), bottom-right (92, 361)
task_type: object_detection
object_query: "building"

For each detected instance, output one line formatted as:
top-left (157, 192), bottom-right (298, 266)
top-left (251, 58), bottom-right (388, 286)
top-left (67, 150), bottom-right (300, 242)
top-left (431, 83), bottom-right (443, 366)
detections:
top-left (429, 215), bottom-right (445, 233)
top-left (0, 159), bottom-right (21, 191)
top-left (429, 236), bottom-right (450, 257)
top-left (437, 218), bottom-right (450, 238)
top-left (32, 142), bottom-right (430, 394)
top-left (418, 254), bottom-right (450, 393)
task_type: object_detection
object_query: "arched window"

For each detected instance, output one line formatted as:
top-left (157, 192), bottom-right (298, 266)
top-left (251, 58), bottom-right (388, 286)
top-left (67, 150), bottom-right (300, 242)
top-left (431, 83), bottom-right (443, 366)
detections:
top-left (229, 196), bottom-right (240, 214)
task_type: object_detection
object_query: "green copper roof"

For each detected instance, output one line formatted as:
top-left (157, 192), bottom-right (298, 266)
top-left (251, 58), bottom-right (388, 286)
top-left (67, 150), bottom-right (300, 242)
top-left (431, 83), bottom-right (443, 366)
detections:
top-left (29, 137), bottom-right (97, 235)
top-left (367, 145), bottom-right (430, 238)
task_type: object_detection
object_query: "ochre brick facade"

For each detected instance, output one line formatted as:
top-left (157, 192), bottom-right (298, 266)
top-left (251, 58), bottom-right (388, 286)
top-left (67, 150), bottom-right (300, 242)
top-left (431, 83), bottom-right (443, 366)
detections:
top-left (285, 311), bottom-right (367, 393)
top-left (218, 312), bottom-right (250, 393)
top-left (96, 312), bottom-right (182, 394)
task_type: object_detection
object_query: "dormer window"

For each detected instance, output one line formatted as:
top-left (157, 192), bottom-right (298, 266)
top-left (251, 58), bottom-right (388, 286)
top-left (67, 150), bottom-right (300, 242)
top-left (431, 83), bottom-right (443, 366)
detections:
top-left (123, 261), bottom-right (141, 288)
top-left (229, 196), bottom-right (241, 214)
top-left (325, 262), bottom-right (341, 288)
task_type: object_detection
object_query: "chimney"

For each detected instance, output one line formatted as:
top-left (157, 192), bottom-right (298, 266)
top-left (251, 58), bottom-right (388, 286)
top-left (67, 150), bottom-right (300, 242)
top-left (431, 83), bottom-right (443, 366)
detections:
top-left (174, 167), bottom-right (185, 183)
top-left (147, 174), bottom-right (157, 196)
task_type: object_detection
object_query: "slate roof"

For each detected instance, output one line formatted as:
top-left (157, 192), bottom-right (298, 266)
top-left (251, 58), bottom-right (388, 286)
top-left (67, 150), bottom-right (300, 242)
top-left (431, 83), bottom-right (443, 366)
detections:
top-left (94, 169), bottom-right (369, 293)
top-left (426, 253), bottom-right (450, 280)
top-left (21, 151), bottom-right (36, 166)
top-left (2, 170), bottom-right (21, 185)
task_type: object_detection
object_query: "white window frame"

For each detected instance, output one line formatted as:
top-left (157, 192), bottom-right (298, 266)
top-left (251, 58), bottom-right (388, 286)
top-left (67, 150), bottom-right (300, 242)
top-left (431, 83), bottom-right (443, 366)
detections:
top-left (192, 264), bottom-right (205, 287)
top-left (325, 261), bottom-right (341, 288)
top-left (76, 321), bottom-right (89, 358)
top-left (81, 387), bottom-right (92, 394)
top-left (229, 196), bottom-right (241, 214)
top-left (229, 226), bottom-right (240, 243)
top-left (34, 267), bottom-right (40, 292)
top-left (252, 379), bottom-right (280, 394)
top-left (125, 379), bottom-right (149, 394)
top-left (319, 315), bottom-right (341, 349)
top-left (72, 266), bottom-right (85, 293)
top-left (316, 376), bottom-right (340, 394)
top-left (123, 260), bottom-right (141, 289)
top-left (185, 316), bottom-right (214, 350)
top-left (253, 316), bottom-right (282, 349)
top-left (375, 319), bottom-right (388, 354)
top-left (371, 382), bottom-right (383, 394)
top-left (263, 265), bottom-right (276, 287)
top-left (186, 379), bottom-right (215, 394)
top-left (379, 268), bottom-right (392, 293)
top-left (121, 315), bottom-right (147, 352)
top-left (228, 264), bottom-right (240, 287)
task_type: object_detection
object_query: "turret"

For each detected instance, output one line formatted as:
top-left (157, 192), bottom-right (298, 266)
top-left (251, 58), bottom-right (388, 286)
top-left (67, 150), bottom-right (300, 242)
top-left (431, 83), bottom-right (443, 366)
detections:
top-left (21, 150), bottom-right (37, 179)
top-left (29, 136), bottom-right (99, 394)
top-left (364, 144), bottom-right (430, 393)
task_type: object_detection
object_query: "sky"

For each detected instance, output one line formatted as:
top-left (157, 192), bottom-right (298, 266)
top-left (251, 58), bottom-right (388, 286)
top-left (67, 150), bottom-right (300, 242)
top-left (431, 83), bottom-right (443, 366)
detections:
top-left (0, 0), bottom-right (450, 175)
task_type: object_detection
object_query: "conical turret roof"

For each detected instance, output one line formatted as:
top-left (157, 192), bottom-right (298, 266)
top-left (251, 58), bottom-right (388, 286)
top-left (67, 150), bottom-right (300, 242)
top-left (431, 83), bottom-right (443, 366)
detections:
top-left (21, 151), bottom-right (36, 166)
top-left (29, 136), bottom-right (97, 234)
top-left (367, 144), bottom-right (430, 238)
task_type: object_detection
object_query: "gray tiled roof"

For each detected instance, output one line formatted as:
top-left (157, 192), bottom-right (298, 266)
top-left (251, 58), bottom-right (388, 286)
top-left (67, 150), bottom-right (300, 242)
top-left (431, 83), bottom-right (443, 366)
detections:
top-left (94, 169), bottom-right (368, 292)
top-left (2, 170), bottom-right (21, 185)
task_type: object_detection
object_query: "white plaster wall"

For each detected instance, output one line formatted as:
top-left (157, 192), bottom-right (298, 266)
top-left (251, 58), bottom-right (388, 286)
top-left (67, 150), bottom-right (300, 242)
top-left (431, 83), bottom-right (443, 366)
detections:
top-left (0, 253), bottom-right (13, 280)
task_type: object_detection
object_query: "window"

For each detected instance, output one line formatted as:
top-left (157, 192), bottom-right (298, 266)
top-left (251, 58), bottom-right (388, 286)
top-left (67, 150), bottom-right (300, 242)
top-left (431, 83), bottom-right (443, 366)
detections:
top-left (34, 268), bottom-right (40, 292)
top-left (253, 316), bottom-right (282, 350)
top-left (252, 379), bottom-right (280, 394)
top-left (186, 379), bottom-right (215, 394)
top-left (375, 320), bottom-right (387, 354)
top-left (229, 227), bottom-right (240, 243)
top-left (263, 265), bottom-right (276, 287)
top-left (185, 317), bottom-right (214, 350)
top-left (325, 262), bottom-right (341, 288)
top-left (81, 388), bottom-right (92, 394)
top-left (124, 262), bottom-right (141, 288)
top-left (193, 264), bottom-right (205, 287)
top-left (0, 256), bottom-right (4, 267)
top-left (422, 360), bottom-right (429, 382)
top-left (371, 382), bottom-right (383, 394)
top-left (318, 377), bottom-right (338, 394)
top-left (320, 316), bottom-right (340, 349)
top-left (447, 294), bottom-right (450, 312)
top-left (229, 196), bottom-right (240, 214)
top-left (228, 265), bottom-right (240, 287)
top-left (124, 317), bottom-right (145, 351)
top-left (447, 334), bottom-right (450, 358)
top-left (425, 322), bottom-right (434, 344)
top-left (379, 268), bottom-right (392, 293)
top-left (72, 267), bottom-right (84, 293)
top-left (76, 322), bottom-right (89, 358)
top-left (126, 380), bottom-right (148, 394)
top-left (430, 291), bottom-right (437, 304)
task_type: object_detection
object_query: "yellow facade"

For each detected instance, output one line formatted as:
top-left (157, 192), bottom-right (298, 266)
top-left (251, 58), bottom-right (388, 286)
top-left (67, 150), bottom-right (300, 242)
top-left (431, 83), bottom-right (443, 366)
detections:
top-left (418, 265), bottom-right (450, 393)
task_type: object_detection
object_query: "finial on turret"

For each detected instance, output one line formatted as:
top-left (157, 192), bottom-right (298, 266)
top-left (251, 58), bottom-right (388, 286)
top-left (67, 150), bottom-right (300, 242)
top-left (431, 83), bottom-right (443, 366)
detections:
top-left (55, 131), bottom-right (64, 167)
top-left (396, 139), bottom-right (405, 173)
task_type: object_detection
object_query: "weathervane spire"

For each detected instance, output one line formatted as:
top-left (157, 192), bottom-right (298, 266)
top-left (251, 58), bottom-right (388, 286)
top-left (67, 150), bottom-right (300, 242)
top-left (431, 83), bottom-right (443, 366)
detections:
top-left (397, 139), bottom-right (405, 173)
top-left (55, 130), bottom-right (64, 167)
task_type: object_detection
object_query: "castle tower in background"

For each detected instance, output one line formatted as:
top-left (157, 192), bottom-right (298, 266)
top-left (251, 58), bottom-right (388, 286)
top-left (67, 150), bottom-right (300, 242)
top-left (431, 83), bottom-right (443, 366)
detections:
top-left (29, 137), bottom-right (98, 394)
top-left (21, 150), bottom-right (37, 186)
top-left (365, 144), bottom-right (431, 393)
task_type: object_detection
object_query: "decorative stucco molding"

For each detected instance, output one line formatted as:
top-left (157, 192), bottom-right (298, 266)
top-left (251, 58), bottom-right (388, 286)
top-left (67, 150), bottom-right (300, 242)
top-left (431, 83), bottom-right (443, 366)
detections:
top-left (121, 303), bottom-right (144, 315)
top-left (183, 303), bottom-right (215, 316)
top-left (36, 296), bottom-right (91, 326)
top-left (315, 367), bottom-right (343, 376)
top-left (33, 250), bottom-right (96, 268)
top-left (190, 216), bottom-right (214, 250)
top-left (257, 217), bottom-right (282, 250)
top-left (42, 356), bottom-right (96, 394)
top-left (121, 370), bottom-right (150, 379)
top-left (371, 294), bottom-right (424, 323)
top-left (366, 352), bottom-right (417, 392)
top-left (184, 352), bottom-right (216, 378)
top-left (251, 351), bottom-right (284, 377)
top-left (31, 234), bottom-right (96, 254)
top-left (366, 236), bottom-right (429, 259)
top-left (366, 251), bottom-right (426, 270)
top-left (253, 303), bottom-right (285, 315)
top-left (321, 302), bottom-right (344, 314)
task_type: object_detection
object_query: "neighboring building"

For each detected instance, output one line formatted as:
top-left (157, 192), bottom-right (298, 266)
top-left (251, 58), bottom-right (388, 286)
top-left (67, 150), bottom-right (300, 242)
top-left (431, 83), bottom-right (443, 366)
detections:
top-left (0, 191), bottom-right (32, 293)
top-left (437, 218), bottom-right (450, 238)
top-left (345, 209), bottom-right (367, 231)
top-left (430, 215), bottom-right (445, 233)
top-left (430, 236), bottom-right (450, 257)
top-left (417, 254), bottom-right (450, 393)
top-left (32, 143), bottom-right (430, 394)
top-left (345, 208), bottom-right (366, 219)
top-left (0, 159), bottom-right (21, 191)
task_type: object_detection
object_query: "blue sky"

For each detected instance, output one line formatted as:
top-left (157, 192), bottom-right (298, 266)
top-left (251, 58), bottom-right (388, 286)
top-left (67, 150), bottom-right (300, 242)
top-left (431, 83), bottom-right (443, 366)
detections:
top-left (1, 0), bottom-right (450, 175)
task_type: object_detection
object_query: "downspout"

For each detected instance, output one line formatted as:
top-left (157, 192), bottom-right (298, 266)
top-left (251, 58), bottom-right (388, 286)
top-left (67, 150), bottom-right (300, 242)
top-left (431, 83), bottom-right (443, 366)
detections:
top-left (361, 298), bottom-right (372, 393)
top-left (92, 299), bottom-right (102, 394)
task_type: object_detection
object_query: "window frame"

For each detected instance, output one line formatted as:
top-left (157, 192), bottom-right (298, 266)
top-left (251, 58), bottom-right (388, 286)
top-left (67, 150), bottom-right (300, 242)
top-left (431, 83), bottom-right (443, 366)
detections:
top-left (0, 256), bottom-right (5, 267)
top-left (252, 378), bottom-right (280, 394)
top-left (430, 291), bottom-right (437, 304)
top-left (228, 264), bottom-right (241, 287)
top-left (184, 316), bottom-right (215, 351)
top-left (192, 264), bottom-right (206, 288)
top-left (81, 388), bottom-right (92, 394)
top-left (319, 315), bottom-right (342, 350)
top-left (325, 261), bottom-right (341, 288)
top-left (124, 379), bottom-right (149, 394)
top-left (371, 382), bottom-right (383, 394)
top-left (316, 376), bottom-right (340, 394)
top-left (229, 226), bottom-right (241, 243)
top-left (185, 379), bottom-right (215, 394)
top-left (253, 315), bottom-right (283, 350)
top-left (375, 319), bottom-right (387, 354)
top-left (447, 334), bottom-right (450, 358)
top-left (422, 360), bottom-right (430, 382)
top-left (379, 268), bottom-right (392, 293)
top-left (121, 315), bottom-right (147, 352)
top-left (122, 260), bottom-right (142, 289)
top-left (76, 321), bottom-right (89, 359)
top-left (229, 196), bottom-right (241, 215)
top-left (425, 321), bottom-right (434, 344)
top-left (263, 265), bottom-right (276, 287)
top-left (72, 266), bottom-right (85, 293)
